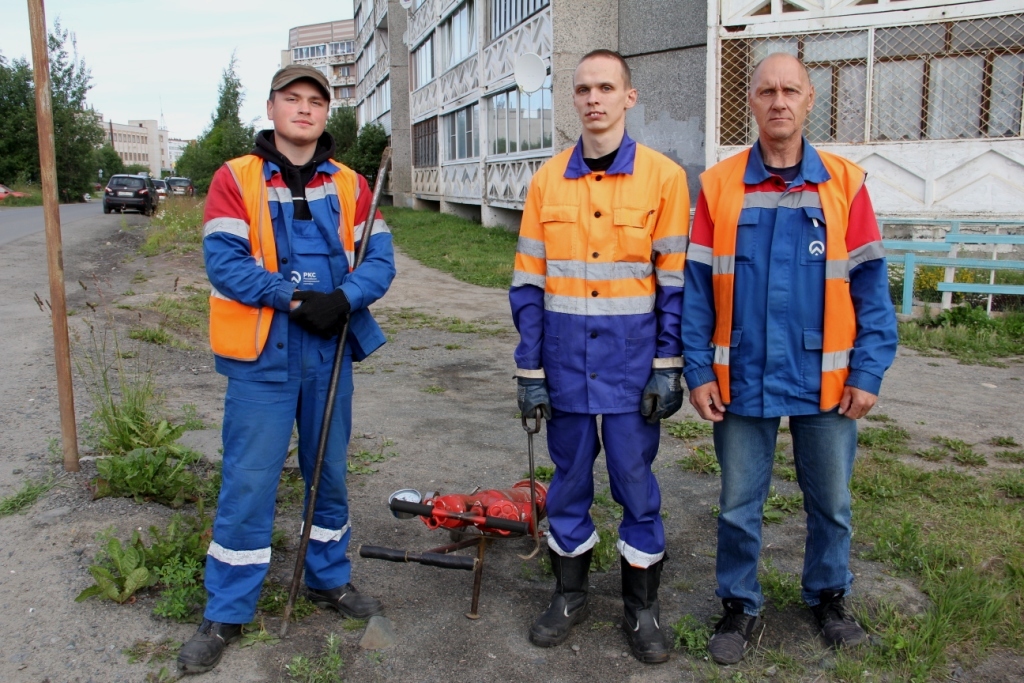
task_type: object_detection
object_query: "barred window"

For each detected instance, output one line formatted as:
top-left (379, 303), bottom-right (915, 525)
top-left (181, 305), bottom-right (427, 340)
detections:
top-left (413, 118), bottom-right (438, 167)
top-left (443, 103), bottom-right (480, 160)
top-left (719, 13), bottom-right (1024, 146)
top-left (439, 2), bottom-right (476, 72)
top-left (412, 35), bottom-right (434, 90)
top-left (488, 75), bottom-right (552, 155)
top-left (490, 0), bottom-right (549, 41)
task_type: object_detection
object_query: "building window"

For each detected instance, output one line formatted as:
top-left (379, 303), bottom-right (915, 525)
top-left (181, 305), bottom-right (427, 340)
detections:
top-left (490, 0), bottom-right (549, 41)
top-left (720, 14), bottom-right (1024, 146)
top-left (488, 75), bottom-right (552, 155)
top-left (439, 1), bottom-right (476, 72)
top-left (412, 35), bottom-right (434, 90)
top-left (413, 117), bottom-right (438, 167)
top-left (329, 41), bottom-right (355, 55)
top-left (334, 86), bottom-right (354, 99)
top-left (443, 103), bottom-right (480, 160)
top-left (335, 65), bottom-right (353, 78)
top-left (293, 44), bottom-right (327, 61)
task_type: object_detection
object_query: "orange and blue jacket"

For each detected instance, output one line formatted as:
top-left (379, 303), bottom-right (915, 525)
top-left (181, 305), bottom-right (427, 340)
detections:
top-left (203, 154), bottom-right (394, 381)
top-left (682, 141), bottom-right (897, 416)
top-left (510, 133), bottom-right (690, 414)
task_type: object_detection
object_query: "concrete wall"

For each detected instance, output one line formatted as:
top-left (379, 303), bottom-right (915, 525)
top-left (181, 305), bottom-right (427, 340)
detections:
top-left (619, 0), bottom-right (706, 198)
top-left (387, 0), bottom-right (413, 207)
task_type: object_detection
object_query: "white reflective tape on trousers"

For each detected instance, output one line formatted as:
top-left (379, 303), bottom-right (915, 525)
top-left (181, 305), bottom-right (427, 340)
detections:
top-left (207, 540), bottom-right (271, 566)
top-left (616, 538), bottom-right (664, 569)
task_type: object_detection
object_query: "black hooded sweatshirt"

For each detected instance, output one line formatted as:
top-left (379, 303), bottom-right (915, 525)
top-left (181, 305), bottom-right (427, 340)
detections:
top-left (251, 130), bottom-right (336, 220)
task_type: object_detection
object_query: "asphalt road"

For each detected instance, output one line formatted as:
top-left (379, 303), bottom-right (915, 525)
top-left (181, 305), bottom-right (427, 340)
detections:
top-left (0, 201), bottom-right (103, 247)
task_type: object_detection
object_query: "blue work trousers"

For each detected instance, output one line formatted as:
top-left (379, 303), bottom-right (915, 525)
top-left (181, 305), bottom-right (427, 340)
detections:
top-left (545, 410), bottom-right (665, 567)
top-left (204, 321), bottom-right (355, 624)
top-left (712, 409), bottom-right (858, 615)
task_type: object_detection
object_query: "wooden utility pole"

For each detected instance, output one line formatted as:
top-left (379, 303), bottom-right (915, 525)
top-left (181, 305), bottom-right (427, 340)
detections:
top-left (27, 0), bottom-right (79, 472)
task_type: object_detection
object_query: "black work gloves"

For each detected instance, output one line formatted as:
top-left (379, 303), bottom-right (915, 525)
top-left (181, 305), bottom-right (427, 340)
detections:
top-left (290, 289), bottom-right (351, 339)
top-left (517, 377), bottom-right (552, 421)
top-left (640, 368), bottom-right (684, 424)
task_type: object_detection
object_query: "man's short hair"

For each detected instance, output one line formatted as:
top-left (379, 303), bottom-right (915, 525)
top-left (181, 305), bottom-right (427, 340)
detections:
top-left (577, 49), bottom-right (633, 90)
top-left (748, 53), bottom-right (811, 93)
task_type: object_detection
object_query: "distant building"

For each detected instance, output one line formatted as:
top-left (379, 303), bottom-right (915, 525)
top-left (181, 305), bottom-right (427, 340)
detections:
top-left (282, 20), bottom-right (358, 112)
top-left (167, 138), bottom-right (193, 171)
top-left (102, 119), bottom-right (170, 177)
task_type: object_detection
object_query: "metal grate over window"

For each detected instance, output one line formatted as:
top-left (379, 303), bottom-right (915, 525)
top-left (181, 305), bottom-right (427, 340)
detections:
top-left (489, 0), bottom-right (549, 42)
top-left (413, 117), bottom-right (438, 168)
top-left (719, 13), bottom-right (1024, 146)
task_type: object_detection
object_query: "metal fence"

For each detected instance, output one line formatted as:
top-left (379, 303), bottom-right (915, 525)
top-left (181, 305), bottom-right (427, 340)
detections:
top-left (719, 13), bottom-right (1024, 146)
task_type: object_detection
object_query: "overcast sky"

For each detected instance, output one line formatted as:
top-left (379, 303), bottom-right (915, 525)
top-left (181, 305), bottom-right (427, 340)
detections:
top-left (1, 1), bottom-right (355, 140)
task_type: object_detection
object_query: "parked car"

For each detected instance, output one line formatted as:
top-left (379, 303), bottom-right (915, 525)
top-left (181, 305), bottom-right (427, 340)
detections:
top-left (166, 177), bottom-right (194, 197)
top-left (152, 178), bottom-right (169, 200)
top-left (0, 184), bottom-right (29, 201)
top-left (103, 174), bottom-right (158, 215)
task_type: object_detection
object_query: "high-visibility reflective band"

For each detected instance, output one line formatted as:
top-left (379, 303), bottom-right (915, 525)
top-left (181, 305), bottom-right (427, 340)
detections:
top-left (741, 191), bottom-right (822, 211)
top-left (652, 356), bottom-right (683, 369)
top-left (616, 538), bottom-right (664, 569)
top-left (825, 260), bottom-right (849, 280)
top-left (207, 540), bottom-right (271, 566)
top-left (653, 235), bottom-right (689, 254)
top-left (544, 293), bottom-right (656, 316)
top-left (516, 236), bottom-right (546, 259)
top-left (267, 186), bottom-right (293, 203)
top-left (515, 367), bottom-right (546, 379)
top-left (302, 522), bottom-right (351, 544)
top-left (511, 270), bottom-right (546, 288)
top-left (655, 267), bottom-right (684, 287)
top-left (203, 217), bottom-right (249, 240)
top-left (822, 349), bottom-right (851, 372)
top-left (354, 218), bottom-right (391, 242)
top-left (548, 529), bottom-right (599, 558)
top-left (741, 192), bottom-right (781, 210)
top-left (687, 243), bottom-right (713, 266)
top-left (848, 240), bottom-right (885, 269)
top-left (713, 254), bottom-right (735, 276)
top-left (210, 286), bottom-right (232, 301)
top-left (306, 184), bottom-right (328, 201)
top-left (714, 344), bottom-right (730, 366)
top-left (547, 260), bottom-right (654, 281)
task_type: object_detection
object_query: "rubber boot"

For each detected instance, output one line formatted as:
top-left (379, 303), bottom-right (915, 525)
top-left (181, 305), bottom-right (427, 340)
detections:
top-left (529, 548), bottom-right (592, 647)
top-left (621, 555), bottom-right (670, 664)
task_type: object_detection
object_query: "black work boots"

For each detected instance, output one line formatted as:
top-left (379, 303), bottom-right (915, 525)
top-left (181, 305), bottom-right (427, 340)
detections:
top-left (177, 619), bottom-right (242, 675)
top-left (811, 589), bottom-right (868, 648)
top-left (306, 582), bottom-right (384, 619)
top-left (621, 556), bottom-right (670, 664)
top-left (529, 548), bottom-right (592, 647)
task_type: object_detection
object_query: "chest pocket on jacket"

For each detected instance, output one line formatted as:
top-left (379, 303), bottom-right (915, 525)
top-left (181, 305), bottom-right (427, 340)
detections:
top-left (800, 207), bottom-right (827, 266)
top-left (540, 205), bottom-right (578, 260)
top-left (291, 220), bottom-right (334, 294)
top-left (735, 208), bottom-right (760, 264)
top-left (613, 208), bottom-right (654, 262)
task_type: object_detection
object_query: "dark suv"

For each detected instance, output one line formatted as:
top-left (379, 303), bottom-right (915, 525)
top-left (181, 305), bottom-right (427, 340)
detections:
top-left (103, 174), bottom-right (158, 215)
top-left (166, 177), bottom-right (195, 197)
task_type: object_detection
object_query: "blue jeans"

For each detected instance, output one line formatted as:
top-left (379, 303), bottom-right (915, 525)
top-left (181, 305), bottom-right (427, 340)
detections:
top-left (713, 409), bottom-right (857, 614)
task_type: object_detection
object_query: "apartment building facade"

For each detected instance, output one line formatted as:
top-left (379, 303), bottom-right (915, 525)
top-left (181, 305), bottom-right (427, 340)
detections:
top-left (282, 20), bottom-right (359, 111)
top-left (355, 0), bottom-right (1023, 223)
top-left (103, 119), bottom-right (170, 178)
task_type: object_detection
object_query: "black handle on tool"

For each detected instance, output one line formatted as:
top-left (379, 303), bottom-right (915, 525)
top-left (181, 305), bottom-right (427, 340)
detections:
top-left (518, 409), bottom-right (543, 560)
top-left (359, 545), bottom-right (478, 571)
top-left (389, 499), bottom-right (530, 535)
top-left (281, 148), bottom-right (393, 636)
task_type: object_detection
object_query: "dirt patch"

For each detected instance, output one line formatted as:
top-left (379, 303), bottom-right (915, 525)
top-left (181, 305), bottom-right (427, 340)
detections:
top-left (0, 212), bottom-right (1021, 682)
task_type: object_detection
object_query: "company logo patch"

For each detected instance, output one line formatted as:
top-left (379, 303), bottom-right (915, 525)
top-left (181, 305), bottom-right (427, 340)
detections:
top-left (808, 240), bottom-right (825, 256)
top-left (290, 270), bottom-right (302, 284)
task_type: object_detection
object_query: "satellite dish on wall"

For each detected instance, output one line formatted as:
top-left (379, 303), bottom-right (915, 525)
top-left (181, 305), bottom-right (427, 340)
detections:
top-left (514, 52), bottom-right (547, 94)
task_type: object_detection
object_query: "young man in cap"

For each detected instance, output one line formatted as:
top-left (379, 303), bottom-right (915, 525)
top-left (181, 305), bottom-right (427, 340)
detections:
top-left (177, 64), bottom-right (395, 675)
top-left (510, 49), bottom-right (690, 663)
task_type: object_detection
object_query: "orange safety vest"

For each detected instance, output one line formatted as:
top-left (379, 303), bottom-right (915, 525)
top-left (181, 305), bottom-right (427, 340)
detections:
top-left (700, 148), bottom-right (865, 410)
top-left (208, 155), bottom-right (357, 360)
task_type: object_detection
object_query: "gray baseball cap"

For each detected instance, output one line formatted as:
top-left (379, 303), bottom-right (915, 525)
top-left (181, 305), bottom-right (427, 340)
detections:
top-left (270, 65), bottom-right (331, 101)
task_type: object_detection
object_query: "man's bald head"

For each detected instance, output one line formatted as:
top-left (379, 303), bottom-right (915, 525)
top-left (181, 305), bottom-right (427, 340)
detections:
top-left (749, 53), bottom-right (810, 94)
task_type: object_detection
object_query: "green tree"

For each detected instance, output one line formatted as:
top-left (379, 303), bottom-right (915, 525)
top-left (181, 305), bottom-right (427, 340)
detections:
top-left (0, 54), bottom-right (37, 185)
top-left (325, 107), bottom-right (358, 158)
top-left (93, 143), bottom-right (124, 182)
top-left (124, 163), bottom-right (150, 175)
top-left (176, 54), bottom-right (255, 194)
top-left (342, 124), bottom-right (388, 185)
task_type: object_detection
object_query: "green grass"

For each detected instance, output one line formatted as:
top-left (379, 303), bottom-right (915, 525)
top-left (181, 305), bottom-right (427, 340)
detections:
top-left (915, 446), bottom-right (948, 462)
top-left (141, 197), bottom-right (204, 255)
top-left (995, 449), bottom-right (1024, 464)
top-left (0, 475), bottom-right (56, 517)
top-left (286, 633), bottom-right (344, 682)
top-left (148, 286), bottom-right (209, 336)
top-left (376, 308), bottom-right (507, 337)
top-left (678, 445), bottom-right (720, 475)
top-left (898, 306), bottom-right (1024, 365)
top-left (993, 471), bottom-right (1024, 499)
top-left (0, 183), bottom-right (43, 207)
top-left (129, 327), bottom-right (174, 346)
top-left (381, 206), bottom-right (518, 288)
top-left (990, 436), bottom-right (1019, 447)
top-left (857, 424), bottom-right (910, 453)
top-left (667, 419), bottom-right (713, 440)
top-left (759, 557), bottom-right (802, 609)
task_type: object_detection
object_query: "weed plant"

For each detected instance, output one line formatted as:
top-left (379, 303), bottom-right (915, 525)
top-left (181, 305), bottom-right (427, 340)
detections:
top-left (759, 558), bottom-right (802, 609)
top-left (141, 197), bottom-right (204, 255)
top-left (0, 475), bottom-right (56, 517)
top-left (525, 465), bottom-right (555, 482)
top-left (763, 488), bottom-right (802, 524)
top-left (93, 446), bottom-right (212, 507)
top-left (670, 613), bottom-right (712, 654)
top-left (286, 633), bottom-right (344, 683)
top-left (857, 424), bottom-right (910, 453)
top-left (898, 305), bottom-right (1024, 364)
top-left (667, 419), bottom-right (713, 440)
top-left (256, 580), bottom-right (318, 620)
top-left (995, 449), bottom-right (1024, 464)
top-left (381, 207), bottom-right (518, 289)
top-left (679, 445), bottom-right (721, 475)
top-left (76, 536), bottom-right (155, 604)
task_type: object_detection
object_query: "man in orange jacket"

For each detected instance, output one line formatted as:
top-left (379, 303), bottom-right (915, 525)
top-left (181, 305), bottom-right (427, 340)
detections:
top-left (684, 53), bottom-right (897, 665)
top-left (510, 50), bottom-right (690, 663)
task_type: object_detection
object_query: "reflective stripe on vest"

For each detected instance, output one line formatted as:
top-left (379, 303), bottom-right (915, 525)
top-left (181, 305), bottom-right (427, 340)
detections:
top-left (208, 155), bottom-right (357, 360)
top-left (698, 148), bottom-right (863, 410)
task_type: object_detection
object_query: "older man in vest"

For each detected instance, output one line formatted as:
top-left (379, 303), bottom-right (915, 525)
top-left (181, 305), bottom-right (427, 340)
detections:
top-left (683, 53), bottom-right (897, 665)
top-left (177, 65), bottom-right (395, 675)
top-left (510, 49), bottom-right (690, 663)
